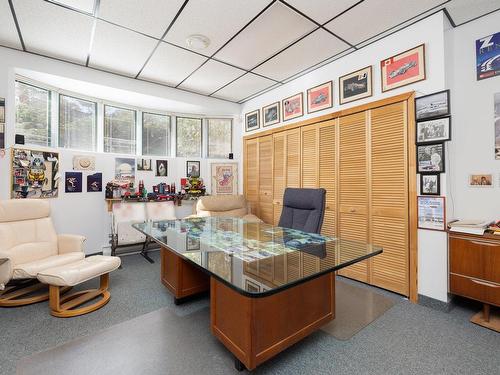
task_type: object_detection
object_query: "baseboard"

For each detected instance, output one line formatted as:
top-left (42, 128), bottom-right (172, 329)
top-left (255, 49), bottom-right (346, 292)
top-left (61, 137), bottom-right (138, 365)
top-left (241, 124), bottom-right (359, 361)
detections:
top-left (418, 294), bottom-right (454, 312)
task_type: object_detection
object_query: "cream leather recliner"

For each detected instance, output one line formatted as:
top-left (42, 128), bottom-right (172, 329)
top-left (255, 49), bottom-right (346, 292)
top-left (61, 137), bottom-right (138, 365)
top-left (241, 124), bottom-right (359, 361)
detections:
top-left (186, 195), bottom-right (262, 222)
top-left (0, 199), bottom-right (85, 306)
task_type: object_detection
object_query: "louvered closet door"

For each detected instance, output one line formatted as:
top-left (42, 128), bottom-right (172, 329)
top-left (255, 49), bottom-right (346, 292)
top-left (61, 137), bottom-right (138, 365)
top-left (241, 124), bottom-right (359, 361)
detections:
top-left (370, 102), bottom-right (409, 295)
top-left (301, 124), bottom-right (318, 188)
top-left (338, 112), bottom-right (369, 282)
top-left (244, 138), bottom-right (259, 216)
top-left (273, 133), bottom-right (286, 225)
top-left (286, 129), bottom-right (301, 188)
top-left (258, 135), bottom-right (273, 224)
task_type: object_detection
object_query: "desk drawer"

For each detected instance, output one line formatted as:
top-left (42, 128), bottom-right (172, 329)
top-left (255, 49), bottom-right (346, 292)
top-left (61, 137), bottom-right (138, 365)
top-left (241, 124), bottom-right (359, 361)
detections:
top-left (450, 274), bottom-right (500, 306)
top-left (449, 236), bottom-right (500, 283)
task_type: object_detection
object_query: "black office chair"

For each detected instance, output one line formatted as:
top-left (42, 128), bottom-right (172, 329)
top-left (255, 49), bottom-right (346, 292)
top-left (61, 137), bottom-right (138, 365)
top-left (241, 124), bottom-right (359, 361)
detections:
top-left (278, 188), bottom-right (326, 234)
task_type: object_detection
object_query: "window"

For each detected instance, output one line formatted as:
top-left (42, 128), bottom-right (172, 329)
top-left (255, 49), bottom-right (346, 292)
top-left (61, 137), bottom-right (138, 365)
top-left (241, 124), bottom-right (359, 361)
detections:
top-left (15, 81), bottom-right (51, 147)
top-left (176, 117), bottom-right (202, 157)
top-left (59, 94), bottom-right (97, 151)
top-left (104, 105), bottom-right (136, 154)
top-left (142, 112), bottom-right (170, 156)
top-left (207, 118), bottom-right (232, 158)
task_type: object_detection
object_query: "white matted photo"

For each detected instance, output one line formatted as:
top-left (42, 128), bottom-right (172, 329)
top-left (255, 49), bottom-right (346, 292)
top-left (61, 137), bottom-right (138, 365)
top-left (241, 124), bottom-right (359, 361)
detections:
top-left (469, 174), bottom-right (493, 187)
top-left (416, 117), bottom-right (451, 144)
top-left (418, 196), bottom-right (446, 231)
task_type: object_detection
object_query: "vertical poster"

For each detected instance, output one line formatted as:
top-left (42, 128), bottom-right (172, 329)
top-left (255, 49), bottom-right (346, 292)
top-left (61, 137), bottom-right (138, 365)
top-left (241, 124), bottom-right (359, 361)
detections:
top-left (65, 172), bottom-right (82, 193)
top-left (211, 163), bottom-right (238, 195)
top-left (495, 93), bottom-right (500, 160)
top-left (0, 98), bottom-right (5, 149)
top-left (87, 173), bottom-right (103, 192)
top-left (476, 32), bottom-right (500, 81)
top-left (115, 157), bottom-right (135, 184)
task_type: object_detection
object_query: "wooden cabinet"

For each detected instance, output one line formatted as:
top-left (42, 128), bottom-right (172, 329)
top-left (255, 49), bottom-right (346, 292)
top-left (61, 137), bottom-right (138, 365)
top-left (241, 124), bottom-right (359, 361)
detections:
top-left (301, 124), bottom-right (318, 188)
top-left (258, 136), bottom-right (273, 224)
top-left (273, 133), bottom-right (286, 225)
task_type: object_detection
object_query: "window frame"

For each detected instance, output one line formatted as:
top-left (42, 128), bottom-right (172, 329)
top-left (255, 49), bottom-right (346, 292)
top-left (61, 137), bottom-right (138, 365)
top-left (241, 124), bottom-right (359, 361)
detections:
top-left (207, 117), bottom-right (233, 159)
top-left (141, 111), bottom-right (171, 157)
top-left (175, 116), bottom-right (203, 158)
top-left (103, 104), bottom-right (138, 155)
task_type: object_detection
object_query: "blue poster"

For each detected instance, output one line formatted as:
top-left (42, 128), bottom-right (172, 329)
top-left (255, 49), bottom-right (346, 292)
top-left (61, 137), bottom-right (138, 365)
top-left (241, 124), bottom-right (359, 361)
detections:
top-left (65, 172), bottom-right (82, 193)
top-left (476, 32), bottom-right (500, 81)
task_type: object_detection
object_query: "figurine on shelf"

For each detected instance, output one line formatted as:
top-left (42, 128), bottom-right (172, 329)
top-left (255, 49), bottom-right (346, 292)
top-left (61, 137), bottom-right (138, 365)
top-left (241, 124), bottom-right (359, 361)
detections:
top-left (183, 176), bottom-right (206, 199)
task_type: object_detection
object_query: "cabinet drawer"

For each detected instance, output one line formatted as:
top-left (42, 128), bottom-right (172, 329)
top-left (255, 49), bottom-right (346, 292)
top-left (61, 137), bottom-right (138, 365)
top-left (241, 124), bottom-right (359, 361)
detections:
top-left (449, 236), bottom-right (500, 283)
top-left (450, 274), bottom-right (500, 307)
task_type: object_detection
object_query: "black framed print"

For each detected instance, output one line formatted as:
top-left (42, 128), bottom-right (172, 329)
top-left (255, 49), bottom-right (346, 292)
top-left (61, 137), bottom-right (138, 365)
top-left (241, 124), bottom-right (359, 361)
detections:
top-left (186, 160), bottom-right (200, 178)
top-left (415, 90), bottom-right (450, 121)
top-left (417, 143), bottom-right (445, 173)
top-left (416, 116), bottom-right (451, 144)
top-left (339, 66), bottom-right (372, 104)
top-left (245, 109), bottom-right (260, 132)
top-left (262, 102), bottom-right (280, 127)
top-left (420, 173), bottom-right (440, 195)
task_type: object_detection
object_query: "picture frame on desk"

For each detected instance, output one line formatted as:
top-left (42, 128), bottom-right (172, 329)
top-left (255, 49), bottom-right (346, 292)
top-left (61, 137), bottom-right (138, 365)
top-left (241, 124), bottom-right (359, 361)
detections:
top-left (417, 196), bottom-right (446, 231)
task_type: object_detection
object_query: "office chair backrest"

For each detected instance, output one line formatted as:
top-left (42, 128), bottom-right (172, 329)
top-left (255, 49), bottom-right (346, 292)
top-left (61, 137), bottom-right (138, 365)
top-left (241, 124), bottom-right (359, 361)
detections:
top-left (278, 188), bottom-right (326, 234)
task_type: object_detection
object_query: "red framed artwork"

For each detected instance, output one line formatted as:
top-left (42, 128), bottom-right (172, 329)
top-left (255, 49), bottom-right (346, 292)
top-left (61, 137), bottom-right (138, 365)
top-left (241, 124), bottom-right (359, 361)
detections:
top-left (307, 81), bottom-right (333, 113)
top-left (282, 93), bottom-right (303, 121)
top-left (381, 44), bottom-right (426, 92)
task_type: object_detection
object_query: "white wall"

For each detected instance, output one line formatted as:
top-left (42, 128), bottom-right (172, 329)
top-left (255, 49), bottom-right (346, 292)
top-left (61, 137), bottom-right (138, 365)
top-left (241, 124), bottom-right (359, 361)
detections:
top-left (0, 46), bottom-right (242, 254)
top-left (242, 12), bottom-right (450, 301)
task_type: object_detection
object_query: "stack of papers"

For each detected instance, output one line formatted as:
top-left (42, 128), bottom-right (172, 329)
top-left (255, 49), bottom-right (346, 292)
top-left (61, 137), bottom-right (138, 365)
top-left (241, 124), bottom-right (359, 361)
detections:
top-left (448, 220), bottom-right (491, 235)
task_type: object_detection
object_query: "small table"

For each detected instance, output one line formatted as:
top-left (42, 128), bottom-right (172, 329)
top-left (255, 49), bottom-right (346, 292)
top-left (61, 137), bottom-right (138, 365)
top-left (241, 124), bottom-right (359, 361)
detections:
top-left (134, 218), bottom-right (382, 371)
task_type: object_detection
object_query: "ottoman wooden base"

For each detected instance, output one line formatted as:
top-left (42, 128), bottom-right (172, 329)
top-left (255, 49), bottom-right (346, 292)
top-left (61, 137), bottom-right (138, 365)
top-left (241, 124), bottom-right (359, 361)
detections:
top-left (0, 280), bottom-right (71, 307)
top-left (49, 274), bottom-right (110, 318)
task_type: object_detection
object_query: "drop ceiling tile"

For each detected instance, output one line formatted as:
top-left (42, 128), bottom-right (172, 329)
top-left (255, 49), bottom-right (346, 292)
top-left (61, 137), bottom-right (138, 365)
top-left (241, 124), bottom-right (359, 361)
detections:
top-left (214, 2), bottom-right (316, 70)
top-left (446, 0), bottom-right (500, 26)
top-left (284, 0), bottom-right (361, 24)
top-left (325, 0), bottom-right (445, 45)
top-left (212, 73), bottom-right (276, 102)
top-left (164, 0), bottom-right (272, 55)
top-left (254, 29), bottom-right (351, 81)
top-left (0, 1), bottom-right (22, 49)
top-left (14, 0), bottom-right (93, 63)
top-left (49, 0), bottom-right (95, 14)
top-left (98, 0), bottom-right (185, 39)
top-left (178, 60), bottom-right (245, 95)
top-left (89, 20), bottom-right (158, 77)
top-left (139, 42), bottom-right (208, 86)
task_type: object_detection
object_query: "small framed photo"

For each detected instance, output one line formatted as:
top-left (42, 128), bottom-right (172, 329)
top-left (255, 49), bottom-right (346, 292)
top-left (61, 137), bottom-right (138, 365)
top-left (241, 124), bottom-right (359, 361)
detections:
top-left (186, 236), bottom-right (201, 251)
top-left (381, 44), bottom-right (426, 92)
top-left (262, 102), bottom-right (280, 127)
top-left (416, 116), bottom-right (451, 144)
top-left (339, 66), bottom-right (372, 104)
top-left (186, 161), bottom-right (200, 178)
top-left (417, 143), bottom-right (445, 173)
top-left (245, 109), bottom-right (260, 132)
top-left (307, 81), bottom-right (333, 113)
top-left (137, 158), bottom-right (152, 171)
top-left (155, 160), bottom-right (168, 176)
top-left (245, 279), bottom-right (260, 293)
top-left (415, 90), bottom-right (450, 121)
top-left (418, 196), bottom-right (446, 231)
top-left (282, 92), bottom-right (303, 121)
top-left (469, 174), bottom-right (493, 187)
top-left (420, 174), bottom-right (440, 195)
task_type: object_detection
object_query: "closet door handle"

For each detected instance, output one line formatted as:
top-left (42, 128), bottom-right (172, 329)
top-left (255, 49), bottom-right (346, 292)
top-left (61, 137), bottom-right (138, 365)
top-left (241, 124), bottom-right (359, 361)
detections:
top-left (471, 279), bottom-right (499, 288)
top-left (349, 208), bottom-right (356, 213)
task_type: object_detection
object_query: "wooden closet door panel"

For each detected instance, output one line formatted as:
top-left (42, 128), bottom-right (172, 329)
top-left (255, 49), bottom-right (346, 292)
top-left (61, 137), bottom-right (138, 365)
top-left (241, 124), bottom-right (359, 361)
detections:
top-left (244, 139), bottom-right (259, 214)
top-left (370, 102), bottom-right (409, 295)
top-left (338, 213), bottom-right (368, 281)
top-left (301, 124), bottom-right (318, 188)
top-left (258, 136), bottom-right (273, 224)
top-left (286, 129), bottom-right (301, 188)
top-left (273, 133), bottom-right (286, 225)
top-left (319, 121), bottom-right (336, 212)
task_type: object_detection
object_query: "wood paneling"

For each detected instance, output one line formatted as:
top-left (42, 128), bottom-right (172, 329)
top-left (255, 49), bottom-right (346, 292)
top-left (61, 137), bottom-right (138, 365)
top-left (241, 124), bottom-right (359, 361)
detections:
top-left (286, 129), bottom-right (301, 188)
top-left (273, 133), bottom-right (286, 225)
top-left (259, 135), bottom-right (273, 224)
top-left (301, 124), bottom-right (318, 188)
top-left (244, 138), bottom-right (259, 215)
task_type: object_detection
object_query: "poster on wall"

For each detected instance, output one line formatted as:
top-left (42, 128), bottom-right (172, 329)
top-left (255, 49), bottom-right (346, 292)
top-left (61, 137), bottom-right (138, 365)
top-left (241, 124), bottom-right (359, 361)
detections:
top-left (65, 172), bottom-right (82, 193)
top-left (73, 155), bottom-right (95, 171)
top-left (381, 44), bottom-right (426, 92)
top-left (339, 66), bottom-right (372, 104)
top-left (211, 163), bottom-right (238, 195)
top-left (282, 93), bottom-right (303, 121)
top-left (87, 173), bottom-right (103, 192)
top-left (11, 148), bottom-right (60, 199)
top-left (115, 158), bottom-right (135, 184)
top-left (307, 81), bottom-right (333, 113)
top-left (417, 196), bottom-right (446, 231)
top-left (476, 32), bottom-right (500, 81)
top-left (0, 98), bottom-right (5, 150)
top-left (495, 92), bottom-right (500, 159)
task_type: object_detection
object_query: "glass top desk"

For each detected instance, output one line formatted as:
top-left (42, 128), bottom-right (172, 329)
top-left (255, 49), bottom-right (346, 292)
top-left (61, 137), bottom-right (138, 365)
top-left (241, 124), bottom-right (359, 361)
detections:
top-left (133, 217), bottom-right (382, 371)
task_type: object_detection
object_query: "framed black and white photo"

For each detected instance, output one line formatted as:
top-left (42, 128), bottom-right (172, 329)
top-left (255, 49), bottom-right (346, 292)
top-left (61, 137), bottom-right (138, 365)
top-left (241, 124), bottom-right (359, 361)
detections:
top-left (339, 66), bottom-right (372, 104)
top-left (415, 90), bottom-right (450, 121)
top-left (245, 279), bottom-right (260, 293)
top-left (245, 109), bottom-right (260, 132)
top-left (186, 236), bottom-right (200, 251)
top-left (262, 102), bottom-right (280, 127)
top-left (417, 143), bottom-right (445, 173)
top-left (418, 196), bottom-right (446, 231)
top-left (416, 116), bottom-right (451, 144)
top-left (420, 174), bottom-right (440, 195)
top-left (186, 161), bottom-right (200, 178)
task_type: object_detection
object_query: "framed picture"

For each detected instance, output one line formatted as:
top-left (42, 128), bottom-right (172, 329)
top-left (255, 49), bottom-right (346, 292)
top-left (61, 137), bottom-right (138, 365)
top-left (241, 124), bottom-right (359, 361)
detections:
top-left (381, 44), bottom-right (426, 92)
top-left (211, 162), bottom-right (238, 195)
top-left (137, 158), bottom-right (152, 171)
top-left (282, 92), bottom-right (303, 121)
top-left (245, 279), bottom-right (260, 293)
top-left (72, 155), bottom-right (95, 171)
top-left (155, 160), bottom-right (168, 177)
top-left (469, 174), bottom-right (493, 187)
top-left (417, 143), bottom-right (445, 173)
top-left (87, 173), bottom-right (102, 192)
top-left (262, 102), bottom-right (280, 127)
top-left (115, 158), bottom-right (135, 184)
top-left (420, 174), bottom-right (440, 195)
top-left (416, 116), bottom-right (451, 144)
top-left (186, 161), bottom-right (200, 178)
top-left (307, 81), bottom-right (333, 113)
top-left (339, 66), bottom-right (372, 104)
top-left (0, 97), bottom-right (5, 149)
top-left (415, 90), bottom-right (450, 121)
top-left (418, 196), bottom-right (446, 231)
top-left (186, 236), bottom-right (201, 251)
top-left (476, 32), bottom-right (500, 81)
top-left (495, 92), bottom-right (500, 160)
top-left (245, 109), bottom-right (260, 132)
top-left (65, 172), bottom-right (82, 193)
top-left (11, 148), bottom-right (60, 199)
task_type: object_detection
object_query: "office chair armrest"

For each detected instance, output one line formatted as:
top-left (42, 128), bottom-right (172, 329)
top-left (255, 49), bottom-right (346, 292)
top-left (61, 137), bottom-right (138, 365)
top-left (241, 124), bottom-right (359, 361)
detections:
top-left (58, 234), bottom-right (86, 254)
top-left (0, 254), bottom-right (12, 290)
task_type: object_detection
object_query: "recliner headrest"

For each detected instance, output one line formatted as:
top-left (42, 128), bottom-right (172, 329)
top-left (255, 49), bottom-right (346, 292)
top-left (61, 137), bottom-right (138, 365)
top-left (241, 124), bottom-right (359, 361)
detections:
top-left (0, 199), bottom-right (51, 223)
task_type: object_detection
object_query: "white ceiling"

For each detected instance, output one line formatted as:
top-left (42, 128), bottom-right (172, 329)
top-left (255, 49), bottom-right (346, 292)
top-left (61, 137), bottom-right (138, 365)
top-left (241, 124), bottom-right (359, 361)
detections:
top-left (1, 0), bottom-right (499, 103)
